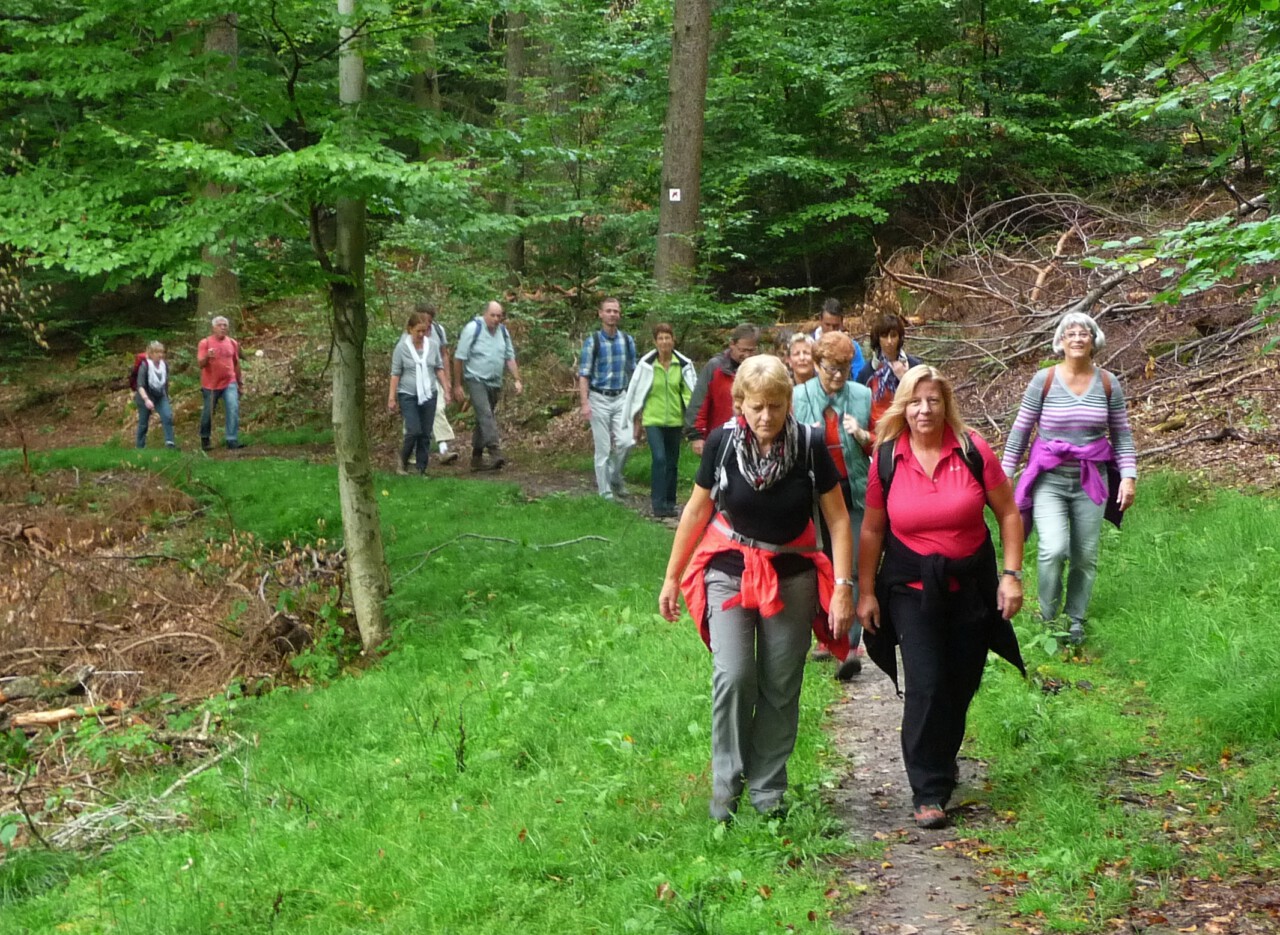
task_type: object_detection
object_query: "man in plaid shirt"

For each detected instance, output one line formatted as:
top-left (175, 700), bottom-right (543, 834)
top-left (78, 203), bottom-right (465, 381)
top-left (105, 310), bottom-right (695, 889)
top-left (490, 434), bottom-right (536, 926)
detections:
top-left (578, 296), bottom-right (637, 499)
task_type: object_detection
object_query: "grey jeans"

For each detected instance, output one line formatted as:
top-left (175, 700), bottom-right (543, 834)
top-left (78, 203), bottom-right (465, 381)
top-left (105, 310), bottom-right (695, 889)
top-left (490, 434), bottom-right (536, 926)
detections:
top-left (705, 566), bottom-right (817, 817)
top-left (464, 378), bottom-right (503, 455)
top-left (1032, 469), bottom-right (1105, 624)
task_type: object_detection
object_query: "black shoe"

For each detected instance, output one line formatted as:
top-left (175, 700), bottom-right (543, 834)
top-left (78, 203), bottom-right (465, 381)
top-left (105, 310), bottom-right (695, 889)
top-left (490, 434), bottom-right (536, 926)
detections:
top-left (201, 439), bottom-right (212, 451)
top-left (489, 455), bottom-right (507, 471)
top-left (226, 441), bottom-right (245, 450)
top-left (470, 454), bottom-right (485, 472)
top-left (835, 654), bottom-right (862, 681)
top-left (913, 804), bottom-right (948, 829)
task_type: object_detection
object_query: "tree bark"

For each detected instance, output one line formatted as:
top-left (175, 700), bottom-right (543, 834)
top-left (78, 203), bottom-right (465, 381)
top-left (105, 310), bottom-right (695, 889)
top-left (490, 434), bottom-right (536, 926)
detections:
top-left (503, 10), bottom-right (528, 279)
top-left (196, 13), bottom-right (241, 323)
top-left (655, 0), bottom-right (711, 289)
top-left (333, 0), bottom-right (390, 653)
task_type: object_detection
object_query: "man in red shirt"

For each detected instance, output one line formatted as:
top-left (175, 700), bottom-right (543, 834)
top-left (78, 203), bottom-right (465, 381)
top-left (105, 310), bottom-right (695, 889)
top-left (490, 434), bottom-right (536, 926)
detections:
top-left (198, 316), bottom-right (245, 450)
top-left (683, 324), bottom-right (759, 456)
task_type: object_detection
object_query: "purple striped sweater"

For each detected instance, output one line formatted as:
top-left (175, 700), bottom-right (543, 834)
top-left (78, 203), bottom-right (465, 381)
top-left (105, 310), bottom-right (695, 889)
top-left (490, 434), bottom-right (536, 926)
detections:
top-left (1001, 366), bottom-right (1138, 479)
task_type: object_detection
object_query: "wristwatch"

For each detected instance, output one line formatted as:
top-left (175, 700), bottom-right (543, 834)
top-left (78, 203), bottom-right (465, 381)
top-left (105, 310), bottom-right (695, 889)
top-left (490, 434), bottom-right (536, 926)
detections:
top-left (834, 577), bottom-right (856, 588)
top-left (1001, 569), bottom-right (1023, 581)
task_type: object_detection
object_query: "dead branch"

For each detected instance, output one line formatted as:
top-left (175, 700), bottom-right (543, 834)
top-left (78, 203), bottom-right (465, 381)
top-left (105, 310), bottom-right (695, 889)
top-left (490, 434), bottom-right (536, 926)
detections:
top-left (11, 703), bottom-right (118, 728)
top-left (118, 632), bottom-right (225, 657)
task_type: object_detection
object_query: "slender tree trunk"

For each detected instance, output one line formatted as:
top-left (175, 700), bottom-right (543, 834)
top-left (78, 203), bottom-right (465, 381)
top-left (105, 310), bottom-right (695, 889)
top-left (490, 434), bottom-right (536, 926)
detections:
top-left (333, 0), bottom-right (389, 652)
top-left (411, 10), bottom-right (443, 159)
top-left (197, 13), bottom-right (241, 323)
top-left (503, 10), bottom-right (528, 279)
top-left (654, 0), bottom-right (710, 289)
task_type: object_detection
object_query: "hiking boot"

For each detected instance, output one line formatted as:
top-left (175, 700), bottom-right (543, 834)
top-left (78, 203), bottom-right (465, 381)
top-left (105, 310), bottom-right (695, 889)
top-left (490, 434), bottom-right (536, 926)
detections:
top-left (835, 653), bottom-right (862, 681)
top-left (201, 438), bottom-right (212, 452)
top-left (439, 450), bottom-right (459, 465)
top-left (396, 461), bottom-right (410, 476)
top-left (1068, 620), bottom-right (1086, 646)
top-left (913, 804), bottom-right (948, 829)
top-left (810, 645), bottom-right (834, 662)
top-left (489, 455), bottom-right (507, 471)
top-left (470, 453), bottom-right (485, 472)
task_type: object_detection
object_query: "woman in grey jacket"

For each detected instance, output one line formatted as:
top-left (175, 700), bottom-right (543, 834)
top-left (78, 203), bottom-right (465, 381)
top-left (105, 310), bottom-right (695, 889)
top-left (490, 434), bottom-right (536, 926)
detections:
top-left (387, 311), bottom-right (449, 475)
top-left (623, 323), bottom-right (698, 517)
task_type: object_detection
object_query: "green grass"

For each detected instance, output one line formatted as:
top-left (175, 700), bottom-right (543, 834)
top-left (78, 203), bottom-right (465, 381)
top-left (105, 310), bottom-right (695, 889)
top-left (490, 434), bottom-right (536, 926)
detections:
top-left (0, 449), bottom-right (853, 933)
top-left (5, 451), bottom-right (1279, 934)
top-left (966, 473), bottom-right (1280, 931)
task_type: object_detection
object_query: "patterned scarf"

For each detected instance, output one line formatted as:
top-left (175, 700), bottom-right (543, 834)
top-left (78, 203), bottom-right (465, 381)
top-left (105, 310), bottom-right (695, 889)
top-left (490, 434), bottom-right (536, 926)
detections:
top-left (870, 351), bottom-right (908, 404)
top-left (732, 412), bottom-right (800, 491)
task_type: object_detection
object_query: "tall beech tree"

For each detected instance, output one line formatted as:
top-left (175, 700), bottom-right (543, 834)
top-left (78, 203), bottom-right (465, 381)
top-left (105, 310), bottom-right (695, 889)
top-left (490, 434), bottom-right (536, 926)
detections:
top-left (654, 0), bottom-right (711, 288)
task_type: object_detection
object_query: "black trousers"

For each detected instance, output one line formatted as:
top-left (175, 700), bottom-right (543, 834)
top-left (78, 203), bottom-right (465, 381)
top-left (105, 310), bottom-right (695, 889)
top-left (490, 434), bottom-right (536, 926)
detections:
top-left (888, 583), bottom-right (989, 808)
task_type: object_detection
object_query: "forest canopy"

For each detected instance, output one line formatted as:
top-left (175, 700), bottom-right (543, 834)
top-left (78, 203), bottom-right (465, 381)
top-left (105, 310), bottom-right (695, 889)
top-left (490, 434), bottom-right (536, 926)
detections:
top-left (1, 0), bottom-right (1276, 344)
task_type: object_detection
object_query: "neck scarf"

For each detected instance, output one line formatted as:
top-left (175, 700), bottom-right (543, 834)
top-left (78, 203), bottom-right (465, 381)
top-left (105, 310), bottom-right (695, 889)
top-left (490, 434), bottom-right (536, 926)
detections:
top-left (871, 350), bottom-right (908, 403)
top-left (403, 335), bottom-right (434, 404)
top-left (732, 412), bottom-right (800, 491)
top-left (146, 360), bottom-right (167, 395)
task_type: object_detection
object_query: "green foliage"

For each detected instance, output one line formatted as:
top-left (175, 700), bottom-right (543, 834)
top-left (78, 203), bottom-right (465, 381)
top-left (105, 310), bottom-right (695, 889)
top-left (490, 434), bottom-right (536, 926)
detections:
top-left (966, 472), bottom-right (1280, 928)
top-left (0, 461), bottom-right (852, 932)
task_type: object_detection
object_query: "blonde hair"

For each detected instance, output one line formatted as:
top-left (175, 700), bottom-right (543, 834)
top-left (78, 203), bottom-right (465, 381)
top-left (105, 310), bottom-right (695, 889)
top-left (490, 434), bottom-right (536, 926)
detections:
top-left (873, 365), bottom-right (975, 455)
top-left (732, 355), bottom-right (793, 409)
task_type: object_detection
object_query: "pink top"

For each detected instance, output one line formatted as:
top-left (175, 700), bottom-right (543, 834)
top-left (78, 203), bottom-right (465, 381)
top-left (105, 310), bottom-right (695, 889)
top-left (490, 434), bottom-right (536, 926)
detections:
top-left (198, 336), bottom-right (242, 391)
top-left (865, 426), bottom-right (1006, 559)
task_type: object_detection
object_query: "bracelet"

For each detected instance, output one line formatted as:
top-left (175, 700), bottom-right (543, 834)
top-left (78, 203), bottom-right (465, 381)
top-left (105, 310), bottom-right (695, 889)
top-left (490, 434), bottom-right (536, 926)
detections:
top-left (834, 577), bottom-right (855, 588)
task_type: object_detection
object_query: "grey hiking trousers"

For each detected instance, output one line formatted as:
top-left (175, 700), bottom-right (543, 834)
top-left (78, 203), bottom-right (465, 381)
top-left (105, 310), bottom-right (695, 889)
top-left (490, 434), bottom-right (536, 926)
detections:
top-left (705, 566), bottom-right (817, 818)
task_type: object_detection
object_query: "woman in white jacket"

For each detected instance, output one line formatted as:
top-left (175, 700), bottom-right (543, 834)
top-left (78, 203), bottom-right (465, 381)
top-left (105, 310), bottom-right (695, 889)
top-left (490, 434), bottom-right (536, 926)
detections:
top-left (623, 323), bottom-right (698, 518)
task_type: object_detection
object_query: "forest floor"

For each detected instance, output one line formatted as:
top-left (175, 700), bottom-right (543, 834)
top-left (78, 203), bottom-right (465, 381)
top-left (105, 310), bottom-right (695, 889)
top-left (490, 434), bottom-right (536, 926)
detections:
top-left (2, 291), bottom-right (1278, 932)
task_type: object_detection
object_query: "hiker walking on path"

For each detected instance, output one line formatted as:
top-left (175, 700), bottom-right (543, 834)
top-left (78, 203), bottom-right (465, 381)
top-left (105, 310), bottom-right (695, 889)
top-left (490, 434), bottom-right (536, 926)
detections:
top-left (453, 300), bottom-right (523, 471)
top-left (793, 332), bottom-right (873, 680)
top-left (130, 341), bottom-right (176, 450)
top-left (388, 308), bottom-right (449, 476)
top-left (857, 365), bottom-right (1025, 830)
top-left (623, 322), bottom-right (697, 517)
top-left (1000, 312), bottom-right (1137, 646)
top-left (418, 303), bottom-right (460, 465)
top-left (685, 323), bottom-right (760, 456)
top-left (856, 313), bottom-right (923, 431)
top-left (197, 315), bottom-right (244, 451)
top-left (578, 297), bottom-right (637, 500)
top-left (784, 332), bottom-right (816, 387)
top-left (812, 298), bottom-right (866, 381)
top-left (659, 355), bottom-right (855, 822)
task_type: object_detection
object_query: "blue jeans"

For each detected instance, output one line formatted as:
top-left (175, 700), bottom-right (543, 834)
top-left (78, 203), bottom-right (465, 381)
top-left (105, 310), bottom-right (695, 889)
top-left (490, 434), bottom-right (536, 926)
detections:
top-left (1032, 468), bottom-right (1105, 624)
top-left (200, 383), bottom-right (240, 446)
top-left (645, 425), bottom-right (683, 513)
top-left (398, 393), bottom-right (438, 473)
top-left (135, 392), bottom-right (175, 448)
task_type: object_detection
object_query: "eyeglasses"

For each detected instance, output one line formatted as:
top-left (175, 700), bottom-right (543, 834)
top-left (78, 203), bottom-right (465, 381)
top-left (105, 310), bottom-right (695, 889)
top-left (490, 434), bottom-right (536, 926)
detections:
top-left (1062, 330), bottom-right (1092, 341)
top-left (818, 362), bottom-right (849, 377)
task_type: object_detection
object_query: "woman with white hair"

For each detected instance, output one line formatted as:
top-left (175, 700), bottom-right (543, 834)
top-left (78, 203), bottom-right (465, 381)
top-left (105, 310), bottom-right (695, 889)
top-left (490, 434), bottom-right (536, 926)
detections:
top-left (1000, 312), bottom-right (1137, 646)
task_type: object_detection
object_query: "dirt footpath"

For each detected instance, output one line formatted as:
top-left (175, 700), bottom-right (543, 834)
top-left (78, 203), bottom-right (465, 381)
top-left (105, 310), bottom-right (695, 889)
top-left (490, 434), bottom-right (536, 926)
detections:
top-left (826, 665), bottom-right (1017, 935)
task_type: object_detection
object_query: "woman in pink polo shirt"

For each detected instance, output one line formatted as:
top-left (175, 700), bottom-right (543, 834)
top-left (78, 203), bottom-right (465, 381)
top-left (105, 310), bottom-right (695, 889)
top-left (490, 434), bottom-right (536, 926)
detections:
top-left (856, 365), bottom-right (1025, 830)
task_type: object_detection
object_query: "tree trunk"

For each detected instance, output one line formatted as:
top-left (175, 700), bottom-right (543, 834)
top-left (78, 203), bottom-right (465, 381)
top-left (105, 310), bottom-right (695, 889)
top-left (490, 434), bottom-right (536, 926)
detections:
top-left (503, 10), bottom-right (528, 279)
top-left (333, 0), bottom-right (389, 653)
top-left (654, 0), bottom-right (711, 289)
top-left (411, 11), bottom-right (443, 160)
top-left (196, 13), bottom-right (241, 323)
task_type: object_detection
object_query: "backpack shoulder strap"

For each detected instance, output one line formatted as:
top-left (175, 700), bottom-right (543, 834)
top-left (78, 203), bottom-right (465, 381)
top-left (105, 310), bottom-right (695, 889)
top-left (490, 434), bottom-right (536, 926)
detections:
top-left (876, 439), bottom-right (895, 499)
top-left (962, 432), bottom-right (986, 489)
top-left (804, 424), bottom-right (825, 553)
top-left (462, 317), bottom-right (483, 357)
top-left (1040, 365), bottom-right (1055, 404)
top-left (709, 431), bottom-right (734, 516)
top-left (1100, 368), bottom-right (1112, 402)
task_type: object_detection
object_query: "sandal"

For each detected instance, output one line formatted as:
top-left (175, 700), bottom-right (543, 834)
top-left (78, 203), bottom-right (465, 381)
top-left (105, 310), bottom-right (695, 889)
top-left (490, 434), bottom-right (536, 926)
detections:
top-left (913, 804), bottom-right (948, 829)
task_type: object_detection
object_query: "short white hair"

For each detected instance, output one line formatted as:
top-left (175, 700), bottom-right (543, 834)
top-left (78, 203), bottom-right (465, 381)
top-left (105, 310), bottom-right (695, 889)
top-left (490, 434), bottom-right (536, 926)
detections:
top-left (212, 315), bottom-right (230, 328)
top-left (147, 340), bottom-right (165, 352)
top-left (1052, 312), bottom-right (1105, 354)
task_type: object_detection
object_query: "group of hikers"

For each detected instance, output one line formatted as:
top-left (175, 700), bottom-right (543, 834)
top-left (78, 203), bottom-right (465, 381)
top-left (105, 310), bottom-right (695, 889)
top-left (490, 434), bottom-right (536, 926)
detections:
top-left (128, 315), bottom-right (245, 452)
top-left (135, 297), bottom-right (1137, 830)
top-left (647, 304), bottom-right (1137, 830)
